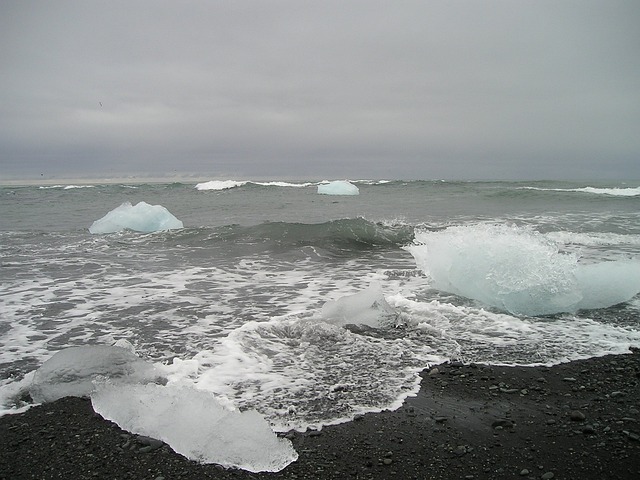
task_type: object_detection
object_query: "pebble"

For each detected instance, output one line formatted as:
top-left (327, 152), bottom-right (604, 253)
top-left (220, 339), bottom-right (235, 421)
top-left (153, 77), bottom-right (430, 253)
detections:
top-left (492, 419), bottom-right (515, 429)
top-left (541, 472), bottom-right (555, 479)
top-left (582, 425), bottom-right (596, 434)
top-left (136, 435), bottom-right (163, 453)
top-left (569, 411), bottom-right (586, 421)
top-left (520, 469), bottom-right (530, 476)
top-left (453, 445), bottom-right (467, 456)
top-left (500, 388), bottom-right (519, 394)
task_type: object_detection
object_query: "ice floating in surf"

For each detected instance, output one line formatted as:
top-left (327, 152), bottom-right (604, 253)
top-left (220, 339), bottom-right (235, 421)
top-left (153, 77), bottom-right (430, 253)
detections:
top-left (407, 224), bottom-right (640, 316)
top-left (29, 345), bottom-right (163, 403)
top-left (321, 285), bottom-right (399, 327)
top-left (89, 201), bottom-right (183, 233)
top-left (317, 180), bottom-right (359, 196)
top-left (92, 383), bottom-right (298, 472)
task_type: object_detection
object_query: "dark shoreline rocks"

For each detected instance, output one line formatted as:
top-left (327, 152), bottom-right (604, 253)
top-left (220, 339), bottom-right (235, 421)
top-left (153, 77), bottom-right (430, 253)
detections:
top-left (2, 351), bottom-right (639, 479)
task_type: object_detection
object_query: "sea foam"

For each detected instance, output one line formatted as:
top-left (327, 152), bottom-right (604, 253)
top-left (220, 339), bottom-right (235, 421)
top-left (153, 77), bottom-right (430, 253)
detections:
top-left (407, 224), bottom-right (640, 316)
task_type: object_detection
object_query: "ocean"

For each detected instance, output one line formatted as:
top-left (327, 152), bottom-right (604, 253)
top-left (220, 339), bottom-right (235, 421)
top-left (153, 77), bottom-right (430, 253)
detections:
top-left (1, 179), bottom-right (640, 455)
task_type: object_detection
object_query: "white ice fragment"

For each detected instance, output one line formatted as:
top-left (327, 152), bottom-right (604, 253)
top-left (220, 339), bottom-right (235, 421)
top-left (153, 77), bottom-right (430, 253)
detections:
top-left (89, 201), bottom-right (183, 233)
top-left (91, 382), bottom-right (298, 472)
top-left (0, 371), bottom-right (37, 416)
top-left (112, 339), bottom-right (136, 353)
top-left (29, 346), bottom-right (162, 403)
top-left (321, 285), bottom-right (398, 327)
top-left (317, 180), bottom-right (359, 196)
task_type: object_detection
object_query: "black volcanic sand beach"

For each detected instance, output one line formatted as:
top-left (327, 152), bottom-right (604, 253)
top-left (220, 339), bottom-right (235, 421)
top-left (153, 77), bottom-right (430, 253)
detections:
top-left (2, 351), bottom-right (639, 480)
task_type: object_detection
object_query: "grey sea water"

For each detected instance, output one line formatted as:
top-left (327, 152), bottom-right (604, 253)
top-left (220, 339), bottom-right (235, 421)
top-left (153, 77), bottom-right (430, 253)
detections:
top-left (1, 179), bottom-right (640, 431)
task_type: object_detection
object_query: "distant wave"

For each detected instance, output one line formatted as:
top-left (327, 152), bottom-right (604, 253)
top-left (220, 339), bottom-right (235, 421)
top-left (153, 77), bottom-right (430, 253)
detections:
top-left (39, 185), bottom-right (96, 190)
top-left (521, 186), bottom-right (640, 197)
top-left (194, 179), bottom-right (394, 191)
top-left (195, 180), bottom-right (315, 191)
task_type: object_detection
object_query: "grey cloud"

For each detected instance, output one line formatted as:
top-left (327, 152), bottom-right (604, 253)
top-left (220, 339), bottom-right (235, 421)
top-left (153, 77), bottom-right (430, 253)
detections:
top-left (1, 0), bottom-right (639, 181)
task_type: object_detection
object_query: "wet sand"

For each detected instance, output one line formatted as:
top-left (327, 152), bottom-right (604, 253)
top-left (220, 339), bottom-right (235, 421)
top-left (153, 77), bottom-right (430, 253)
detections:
top-left (2, 350), bottom-right (639, 479)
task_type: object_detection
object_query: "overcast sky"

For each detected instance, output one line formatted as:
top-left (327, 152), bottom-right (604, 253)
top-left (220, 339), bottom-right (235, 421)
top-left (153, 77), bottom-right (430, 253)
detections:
top-left (1, 1), bottom-right (639, 181)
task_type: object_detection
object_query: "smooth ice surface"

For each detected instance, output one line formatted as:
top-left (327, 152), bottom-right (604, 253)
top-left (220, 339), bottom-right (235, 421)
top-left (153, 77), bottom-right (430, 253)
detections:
top-left (321, 285), bottom-right (399, 327)
top-left (317, 180), bottom-right (359, 196)
top-left (407, 224), bottom-right (640, 316)
top-left (29, 346), bottom-right (162, 403)
top-left (89, 201), bottom-right (183, 233)
top-left (91, 382), bottom-right (298, 472)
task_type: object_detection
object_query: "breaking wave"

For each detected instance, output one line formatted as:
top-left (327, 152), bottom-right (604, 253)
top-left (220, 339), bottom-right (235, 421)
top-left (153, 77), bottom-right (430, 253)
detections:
top-left (521, 186), bottom-right (640, 197)
top-left (195, 180), bottom-right (315, 191)
top-left (169, 218), bottom-right (415, 255)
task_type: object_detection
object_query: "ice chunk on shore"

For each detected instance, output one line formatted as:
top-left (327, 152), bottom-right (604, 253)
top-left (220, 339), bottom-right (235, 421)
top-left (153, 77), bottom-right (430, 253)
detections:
top-left (89, 201), bottom-right (183, 233)
top-left (407, 224), bottom-right (640, 316)
top-left (321, 286), bottom-right (398, 327)
top-left (29, 346), bottom-right (162, 403)
top-left (91, 382), bottom-right (298, 472)
top-left (317, 180), bottom-right (359, 196)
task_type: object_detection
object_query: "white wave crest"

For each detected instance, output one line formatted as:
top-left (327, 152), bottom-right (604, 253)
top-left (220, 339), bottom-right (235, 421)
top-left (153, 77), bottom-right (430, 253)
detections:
top-left (522, 186), bottom-right (640, 197)
top-left (195, 180), bottom-right (248, 191)
top-left (195, 180), bottom-right (314, 191)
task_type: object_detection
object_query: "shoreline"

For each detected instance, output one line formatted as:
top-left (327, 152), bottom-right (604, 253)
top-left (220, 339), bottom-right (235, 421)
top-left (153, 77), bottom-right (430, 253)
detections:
top-left (2, 351), bottom-right (639, 479)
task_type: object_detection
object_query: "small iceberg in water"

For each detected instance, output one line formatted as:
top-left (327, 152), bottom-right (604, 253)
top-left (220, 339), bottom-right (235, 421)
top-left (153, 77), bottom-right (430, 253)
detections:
top-left (317, 180), bottom-right (359, 196)
top-left (406, 223), bottom-right (640, 316)
top-left (321, 285), bottom-right (399, 327)
top-left (89, 201), bottom-right (183, 233)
